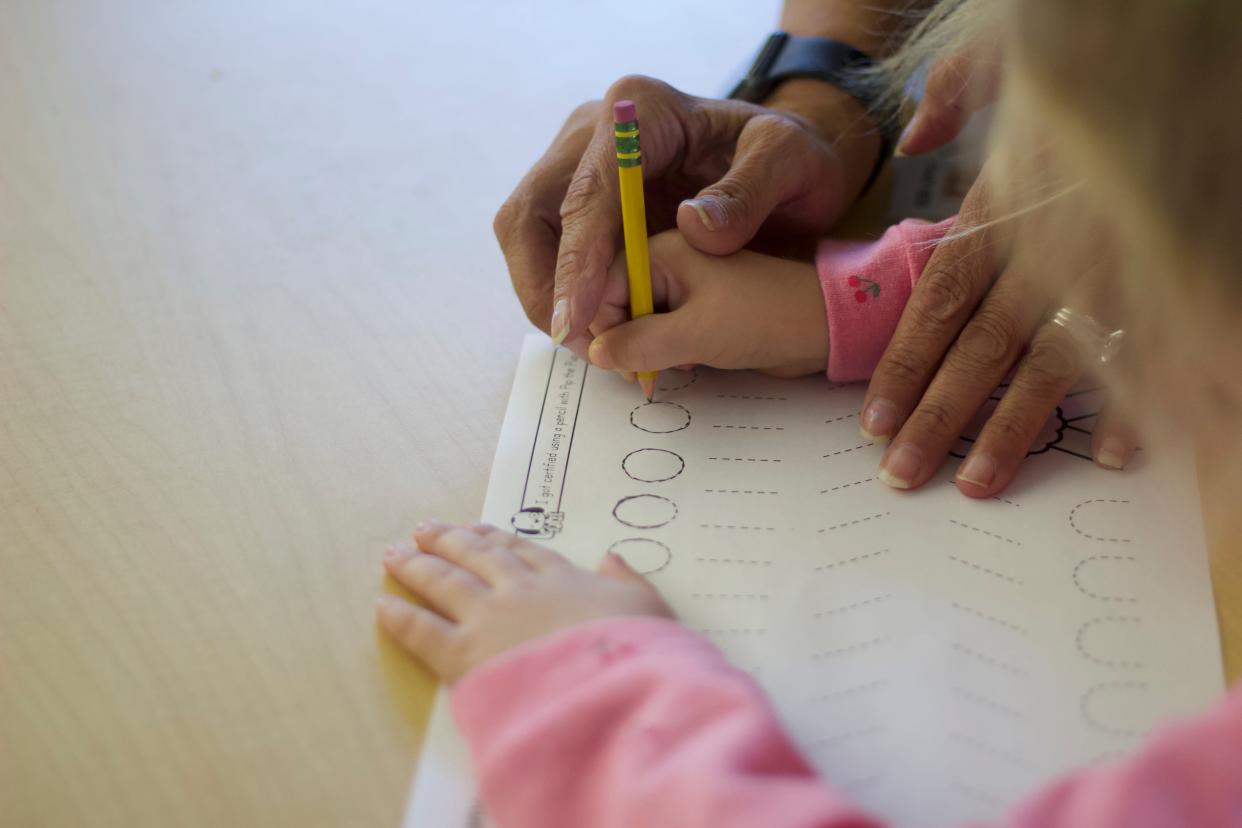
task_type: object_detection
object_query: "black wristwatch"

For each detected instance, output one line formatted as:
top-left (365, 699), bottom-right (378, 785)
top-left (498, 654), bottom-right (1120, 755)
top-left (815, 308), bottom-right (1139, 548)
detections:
top-left (729, 32), bottom-right (898, 194)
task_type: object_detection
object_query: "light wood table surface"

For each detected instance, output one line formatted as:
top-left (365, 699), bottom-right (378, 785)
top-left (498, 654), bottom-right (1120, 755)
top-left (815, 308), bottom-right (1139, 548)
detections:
top-left (1, 2), bottom-right (1237, 826)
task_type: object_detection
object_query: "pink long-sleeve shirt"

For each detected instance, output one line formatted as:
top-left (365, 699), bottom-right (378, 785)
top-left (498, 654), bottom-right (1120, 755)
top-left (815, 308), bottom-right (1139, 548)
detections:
top-left (449, 220), bottom-right (1241, 827)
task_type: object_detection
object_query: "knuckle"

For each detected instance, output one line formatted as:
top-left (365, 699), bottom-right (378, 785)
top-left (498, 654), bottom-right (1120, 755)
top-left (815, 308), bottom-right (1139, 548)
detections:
top-left (877, 342), bottom-right (932, 389)
top-left (911, 262), bottom-right (979, 326)
top-left (559, 165), bottom-right (607, 224)
top-left (492, 196), bottom-right (520, 243)
top-left (908, 396), bottom-right (963, 440)
top-left (606, 74), bottom-right (665, 103)
top-left (954, 309), bottom-right (1021, 370)
top-left (980, 411), bottom-right (1031, 451)
top-left (568, 99), bottom-right (602, 124)
top-left (1022, 334), bottom-right (1082, 389)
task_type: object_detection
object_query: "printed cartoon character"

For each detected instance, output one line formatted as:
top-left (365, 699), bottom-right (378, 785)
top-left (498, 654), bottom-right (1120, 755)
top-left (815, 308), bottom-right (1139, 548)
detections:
top-left (950, 384), bottom-right (1104, 462)
top-left (510, 507), bottom-right (565, 539)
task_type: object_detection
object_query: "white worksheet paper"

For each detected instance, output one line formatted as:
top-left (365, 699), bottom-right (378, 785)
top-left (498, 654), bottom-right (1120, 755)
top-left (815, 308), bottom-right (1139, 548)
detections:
top-left (404, 335), bottom-right (1223, 828)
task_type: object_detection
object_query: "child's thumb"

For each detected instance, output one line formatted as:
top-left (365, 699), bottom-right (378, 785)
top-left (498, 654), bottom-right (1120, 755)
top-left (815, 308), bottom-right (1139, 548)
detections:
top-left (597, 551), bottom-right (650, 585)
top-left (588, 311), bottom-right (701, 373)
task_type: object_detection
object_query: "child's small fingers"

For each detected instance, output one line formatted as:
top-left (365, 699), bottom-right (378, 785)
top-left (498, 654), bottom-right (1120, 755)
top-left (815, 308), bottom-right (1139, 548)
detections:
top-left (414, 521), bottom-right (525, 584)
top-left (384, 544), bottom-right (486, 619)
top-left (376, 594), bottom-right (456, 674)
top-left (509, 538), bottom-right (573, 572)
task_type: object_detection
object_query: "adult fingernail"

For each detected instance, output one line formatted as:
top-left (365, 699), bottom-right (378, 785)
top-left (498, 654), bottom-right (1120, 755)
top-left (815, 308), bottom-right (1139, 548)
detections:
top-left (879, 443), bottom-right (922, 490)
top-left (860, 399), bottom-right (899, 443)
top-left (956, 453), bottom-right (997, 488)
top-left (682, 198), bottom-right (726, 231)
top-left (897, 111), bottom-right (922, 153)
top-left (588, 339), bottom-right (615, 369)
top-left (1096, 437), bottom-right (1130, 470)
top-left (550, 299), bottom-right (570, 345)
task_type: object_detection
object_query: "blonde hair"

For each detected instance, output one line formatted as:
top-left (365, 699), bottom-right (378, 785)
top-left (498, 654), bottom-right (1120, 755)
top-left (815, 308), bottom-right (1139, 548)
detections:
top-left (888, 0), bottom-right (1242, 430)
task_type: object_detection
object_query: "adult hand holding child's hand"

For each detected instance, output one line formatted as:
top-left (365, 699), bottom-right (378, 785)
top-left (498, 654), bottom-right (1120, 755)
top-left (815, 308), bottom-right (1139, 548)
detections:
top-left (494, 75), bottom-right (881, 354)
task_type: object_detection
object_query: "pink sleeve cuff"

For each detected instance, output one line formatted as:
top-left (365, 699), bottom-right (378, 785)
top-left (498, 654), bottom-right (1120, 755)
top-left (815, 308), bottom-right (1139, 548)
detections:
top-left (818, 217), bottom-right (956, 383)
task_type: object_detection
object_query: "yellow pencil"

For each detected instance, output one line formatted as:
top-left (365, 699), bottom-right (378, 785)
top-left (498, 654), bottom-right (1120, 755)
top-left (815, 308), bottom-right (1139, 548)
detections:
top-left (613, 100), bottom-right (658, 401)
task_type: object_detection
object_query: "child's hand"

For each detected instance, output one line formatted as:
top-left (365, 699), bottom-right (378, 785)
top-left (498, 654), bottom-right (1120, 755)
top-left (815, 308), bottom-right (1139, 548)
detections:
top-left (587, 229), bottom-right (828, 378)
top-left (377, 521), bottom-right (675, 683)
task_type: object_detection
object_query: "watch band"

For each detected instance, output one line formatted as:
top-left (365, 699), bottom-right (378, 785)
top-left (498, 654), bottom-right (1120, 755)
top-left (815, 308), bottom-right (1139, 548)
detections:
top-left (729, 32), bottom-right (898, 195)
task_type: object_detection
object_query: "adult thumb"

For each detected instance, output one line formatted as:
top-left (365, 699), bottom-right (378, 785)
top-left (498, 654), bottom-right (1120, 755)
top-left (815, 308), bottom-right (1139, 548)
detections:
top-left (588, 311), bottom-right (702, 373)
top-left (676, 114), bottom-right (808, 255)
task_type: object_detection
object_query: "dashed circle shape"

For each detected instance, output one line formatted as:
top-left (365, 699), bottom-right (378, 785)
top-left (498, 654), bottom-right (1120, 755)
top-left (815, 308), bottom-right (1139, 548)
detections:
top-left (608, 538), bottom-right (672, 574)
top-left (657, 368), bottom-right (698, 393)
top-left (630, 401), bottom-right (691, 433)
top-left (622, 448), bottom-right (685, 483)
top-left (612, 494), bottom-right (678, 529)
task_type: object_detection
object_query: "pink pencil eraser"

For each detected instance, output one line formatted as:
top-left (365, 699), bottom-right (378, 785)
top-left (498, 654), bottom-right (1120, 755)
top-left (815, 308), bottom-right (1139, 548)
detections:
top-left (613, 100), bottom-right (637, 123)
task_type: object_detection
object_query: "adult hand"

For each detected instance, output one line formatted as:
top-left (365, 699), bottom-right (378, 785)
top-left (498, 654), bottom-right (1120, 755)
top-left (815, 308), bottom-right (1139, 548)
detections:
top-left (860, 177), bottom-right (1140, 497)
top-left (493, 75), bottom-right (881, 353)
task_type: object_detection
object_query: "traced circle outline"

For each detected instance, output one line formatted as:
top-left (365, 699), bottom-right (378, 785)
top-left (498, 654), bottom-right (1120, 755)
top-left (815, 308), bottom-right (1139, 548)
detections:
top-left (630, 401), bottom-right (691, 434)
top-left (657, 368), bottom-right (698, 393)
top-left (608, 537), bottom-right (672, 575)
top-left (612, 494), bottom-right (679, 529)
top-left (621, 448), bottom-right (686, 483)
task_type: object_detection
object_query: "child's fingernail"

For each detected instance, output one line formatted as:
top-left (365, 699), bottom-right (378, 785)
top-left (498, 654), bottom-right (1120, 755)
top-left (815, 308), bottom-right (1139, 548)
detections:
top-left (588, 339), bottom-right (615, 369)
top-left (549, 299), bottom-right (570, 346)
top-left (621, 370), bottom-right (636, 383)
top-left (414, 519), bottom-right (445, 534)
top-left (878, 443), bottom-right (922, 490)
top-left (956, 452), bottom-right (997, 488)
top-left (386, 542), bottom-right (415, 559)
top-left (1096, 437), bottom-right (1130, 470)
top-left (859, 398), bottom-right (899, 443)
top-left (376, 594), bottom-right (402, 613)
top-left (682, 197), bottom-right (725, 231)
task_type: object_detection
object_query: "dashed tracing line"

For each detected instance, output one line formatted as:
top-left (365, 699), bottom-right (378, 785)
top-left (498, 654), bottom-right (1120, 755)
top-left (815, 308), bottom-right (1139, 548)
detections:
top-left (657, 370), bottom-right (698, 393)
top-left (1081, 681), bottom-right (1148, 737)
top-left (807, 724), bottom-right (884, 749)
top-left (825, 413), bottom-right (858, 423)
top-left (712, 424), bottom-right (786, 431)
top-left (707, 456), bottom-right (783, 463)
top-left (814, 548), bottom-right (888, 572)
top-left (948, 555), bottom-right (1024, 585)
top-left (951, 601), bottom-right (1027, 634)
top-left (823, 443), bottom-right (873, 458)
top-left (716, 393), bottom-right (786, 401)
top-left (947, 479), bottom-right (1021, 507)
top-left (696, 557), bottom-right (774, 567)
top-left (807, 680), bottom-right (888, 704)
top-left (699, 523), bottom-right (777, 532)
top-left (953, 781), bottom-right (1003, 806)
top-left (1070, 499), bottom-right (1133, 543)
top-left (1076, 616), bottom-right (1144, 668)
top-left (952, 687), bottom-right (1028, 721)
top-left (819, 512), bottom-right (890, 533)
top-left (814, 594), bottom-right (892, 618)
top-left (704, 488), bottom-right (780, 495)
top-left (1073, 556), bottom-right (1139, 602)
top-left (811, 635), bottom-right (890, 661)
top-left (690, 592), bottom-right (771, 600)
top-left (951, 732), bottom-right (1031, 768)
top-left (820, 477), bottom-right (876, 493)
top-left (697, 627), bottom-right (768, 636)
top-left (948, 519), bottom-right (1023, 547)
top-left (952, 643), bottom-right (1027, 675)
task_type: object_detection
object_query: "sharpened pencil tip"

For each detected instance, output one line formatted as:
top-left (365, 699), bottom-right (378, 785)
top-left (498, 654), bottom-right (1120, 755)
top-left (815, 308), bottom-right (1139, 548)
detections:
top-left (639, 375), bottom-right (656, 402)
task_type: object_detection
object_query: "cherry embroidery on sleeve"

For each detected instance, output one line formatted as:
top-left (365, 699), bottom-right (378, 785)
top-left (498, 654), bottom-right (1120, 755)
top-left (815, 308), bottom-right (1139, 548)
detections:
top-left (847, 275), bottom-right (880, 304)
